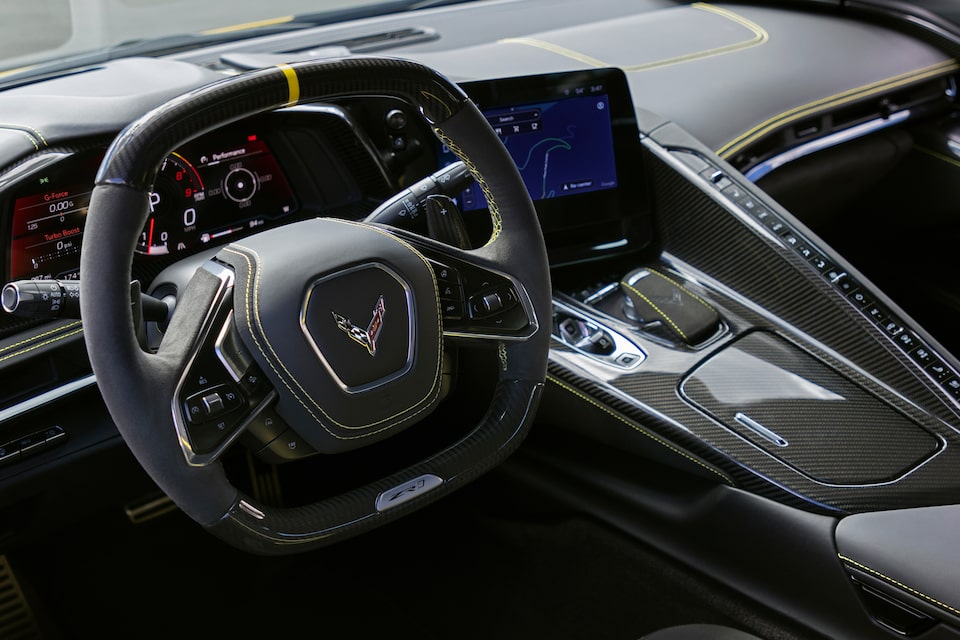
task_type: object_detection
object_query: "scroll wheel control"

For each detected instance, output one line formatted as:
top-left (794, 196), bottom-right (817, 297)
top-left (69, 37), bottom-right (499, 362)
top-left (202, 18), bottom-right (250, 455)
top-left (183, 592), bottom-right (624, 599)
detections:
top-left (620, 268), bottom-right (720, 346)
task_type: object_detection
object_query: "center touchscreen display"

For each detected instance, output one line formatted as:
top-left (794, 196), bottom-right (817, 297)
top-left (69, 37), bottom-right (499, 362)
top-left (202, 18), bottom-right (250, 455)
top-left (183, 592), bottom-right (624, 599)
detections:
top-left (439, 69), bottom-right (651, 264)
top-left (439, 89), bottom-right (619, 211)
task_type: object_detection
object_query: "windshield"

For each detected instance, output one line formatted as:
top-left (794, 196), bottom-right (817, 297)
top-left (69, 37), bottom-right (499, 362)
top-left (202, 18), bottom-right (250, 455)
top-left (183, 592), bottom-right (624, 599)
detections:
top-left (0, 0), bottom-right (422, 74)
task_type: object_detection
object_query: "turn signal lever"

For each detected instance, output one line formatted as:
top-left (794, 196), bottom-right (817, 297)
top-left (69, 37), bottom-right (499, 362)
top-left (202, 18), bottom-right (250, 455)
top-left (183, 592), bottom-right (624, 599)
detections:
top-left (365, 161), bottom-right (474, 224)
top-left (2, 279), bottom-right (170, 323)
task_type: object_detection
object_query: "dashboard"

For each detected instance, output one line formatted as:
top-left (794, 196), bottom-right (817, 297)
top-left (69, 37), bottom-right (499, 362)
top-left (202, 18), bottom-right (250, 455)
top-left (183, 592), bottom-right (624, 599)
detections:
top-left (2, 1), bottom-right (960, 638)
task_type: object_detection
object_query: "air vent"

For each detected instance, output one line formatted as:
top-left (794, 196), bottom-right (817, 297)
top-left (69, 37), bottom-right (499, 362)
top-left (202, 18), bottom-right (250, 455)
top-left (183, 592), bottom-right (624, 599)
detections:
top-left (219, 27), bottom-right (439, 71)
top-left (320, 27), bottom-right (438, 53)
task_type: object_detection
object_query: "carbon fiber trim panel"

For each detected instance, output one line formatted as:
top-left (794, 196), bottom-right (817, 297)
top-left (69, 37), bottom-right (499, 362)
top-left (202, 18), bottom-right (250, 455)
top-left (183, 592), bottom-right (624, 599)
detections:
top-left (680, 331), bottom-right (940, 486)
top-left (547, 140), bottom-right (960, 514)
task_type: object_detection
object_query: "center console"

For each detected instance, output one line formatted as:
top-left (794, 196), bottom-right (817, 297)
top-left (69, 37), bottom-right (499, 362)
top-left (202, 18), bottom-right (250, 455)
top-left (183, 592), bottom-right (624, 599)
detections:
top-left (457, 68), bottom-right (960, 517)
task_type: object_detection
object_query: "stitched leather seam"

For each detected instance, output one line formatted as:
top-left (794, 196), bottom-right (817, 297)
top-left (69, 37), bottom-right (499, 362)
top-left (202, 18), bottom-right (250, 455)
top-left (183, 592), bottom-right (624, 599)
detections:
top-left (433, 127), bottom-right (503, 243)
top-left (839, 554), bottom-right (960, 617)
top-left (547, 376), bottom-right (733, 485)
top-left (0, 327), bottom-right (84, 365)
top-left (646, 268), bottom-right (717, 314)
top-left (0, 321), bottom-right (82, 355)
top-left (499, 3), bottom-right (768, 74)
top-left (0, 122), bottom-right (47, 147)
top-left (419, 90), bottom-right (453, 119)
top-left (620, 281), bottom-right (688, 341)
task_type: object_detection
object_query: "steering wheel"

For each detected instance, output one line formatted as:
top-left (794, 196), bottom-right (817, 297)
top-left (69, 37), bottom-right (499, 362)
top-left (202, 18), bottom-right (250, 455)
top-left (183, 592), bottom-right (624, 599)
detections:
top-left (80, 58), bottom-right (551, 554)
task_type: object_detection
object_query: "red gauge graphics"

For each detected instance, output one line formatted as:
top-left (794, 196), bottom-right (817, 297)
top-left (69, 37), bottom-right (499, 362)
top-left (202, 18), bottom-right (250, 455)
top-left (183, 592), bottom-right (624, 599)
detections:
top-left (8, 153), bottom-right (101, 280)
top-left (136, 152), bottom-right (205, 256)
top-left (136, 135), bottom-right (297, 254)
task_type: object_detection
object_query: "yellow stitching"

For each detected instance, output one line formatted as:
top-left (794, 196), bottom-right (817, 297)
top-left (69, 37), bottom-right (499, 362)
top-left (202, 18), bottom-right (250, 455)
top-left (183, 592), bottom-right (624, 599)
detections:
top-left (434, 127), bottom-right (503, 243)
top-left (839, 554), bottom-right (960, 616)
top-left (0, 328), bottom-right (83, 364)
top-left (914, 145), bottom-right (960, 169)
top-left (547, 376), bottom-right (733, 485)
top-left (646, 269), bottom-right (717, 314)
top-left (0, 122), bottom-right (47, 147)
top-left (419, 90), bottom-right (453, 119)
top-left (623, 4), bottom-right (768, 72)
top-left (717, 59), bottom-right (960, 158)
top-left (275, 64), bottom-right (300, 106)
top-left (224, 224), bottom-right (441, 436)
top-left (498, 37), bottom-right (607, 67)
top-left (620, 281), bottom-right (688, 342)
top-left (0, 321), bottom-right (82, 355)
top-left (499, 4), bottom-right (767, 74)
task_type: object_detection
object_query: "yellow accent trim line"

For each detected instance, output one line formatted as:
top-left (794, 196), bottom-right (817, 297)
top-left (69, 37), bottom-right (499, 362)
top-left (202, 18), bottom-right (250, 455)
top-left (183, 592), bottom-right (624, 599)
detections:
top-left (498, 3), bottom-right (767, 74)
top-left (839, 554), bottom-right (960, 617)
top-left (498, 37), bottom-right (607, 68)
top-left (201, 16), bottom-right (294, 35)
top-left (914, 145), bottom-right (960, 169)
top-left (623, 3), bottom-right (768, 73)
top-left (0, 321), bottom-right (81, 356)
top-left (717, 58), bottom-right (960, 159)
top-left (276, 63), bottom-right (300, 107)
top-left (0, 328), bottom-right (83, 365)
top-left (547, 376), bottom-right (734, 486)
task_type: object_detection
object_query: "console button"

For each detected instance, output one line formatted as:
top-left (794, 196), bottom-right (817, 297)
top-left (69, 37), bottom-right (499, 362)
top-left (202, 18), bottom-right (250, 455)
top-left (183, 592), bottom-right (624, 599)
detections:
top-left (721, 184), bottom-right (745, 200)
top-left (834, 276), bottom-right (857, 295)
top-left (927, 360), bottom-right (950, 381)
top-left (0, 445), bottom-right (20, 465)
top-left (440, 299), bottom-right (463, 320)
top-left (796, 244), bottom-right (815, 260)
top-left (15, 434), bottom-right (46, 455)
top-left (942, 376), bottom-right (960, 399)
top-left (809, 255), bottom-right (833, 274)
top-left (41, 426), bottom-right (66, 444)
top-left (881, 319), bottom-right (905, 337)
top-left (782, 233), bottom-right (801, 248)
top-left (847, 290), bottom-right (872, 308)
top-left (256, 429), bottom-right (316, 464)
top-left (896, 332), bottom-right (918, 351)
top-left (864, 304), bottom-right (886, 324)
top-left (911, 346), bottom-right (934, 366)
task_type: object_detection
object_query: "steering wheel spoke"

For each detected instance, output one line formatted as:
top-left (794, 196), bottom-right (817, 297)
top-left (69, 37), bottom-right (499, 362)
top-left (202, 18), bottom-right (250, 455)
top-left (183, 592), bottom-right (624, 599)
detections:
top-left (164, 261), bottom-right (281, 466)
top-left (391, 233), bottom-right (539, 343)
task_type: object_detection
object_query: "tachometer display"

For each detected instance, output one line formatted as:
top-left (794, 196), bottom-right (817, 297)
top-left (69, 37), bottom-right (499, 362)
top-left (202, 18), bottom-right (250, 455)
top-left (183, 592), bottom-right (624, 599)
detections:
top-left (137, 153), bottom-right (204, 256)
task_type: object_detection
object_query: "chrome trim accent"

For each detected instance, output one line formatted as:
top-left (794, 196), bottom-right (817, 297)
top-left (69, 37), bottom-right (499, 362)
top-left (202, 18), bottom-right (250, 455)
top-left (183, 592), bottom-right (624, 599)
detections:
top-left (299, 262), bottom-right (415, 394)
top-left (213, 310), bottom-right (250, 384)
top-left (0, 374), bottom-right (96, 424)
top-left (734, 412), bottom-right (789, 447)
top-left (238, 500), bottom-right (265, 520)
top-left (171, 261), bottom-right (280, 467)
top-left (552, 298), bottom-right (646, 370)
top-left (375, 473), bottom-right (444, 512)
top-left (744, 111), bottom-right (911, 182)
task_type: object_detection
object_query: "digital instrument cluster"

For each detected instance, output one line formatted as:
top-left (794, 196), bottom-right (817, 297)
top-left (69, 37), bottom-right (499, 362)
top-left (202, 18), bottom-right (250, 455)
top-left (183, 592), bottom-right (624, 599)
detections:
top-left (8, 125), bottom-right (297, 281)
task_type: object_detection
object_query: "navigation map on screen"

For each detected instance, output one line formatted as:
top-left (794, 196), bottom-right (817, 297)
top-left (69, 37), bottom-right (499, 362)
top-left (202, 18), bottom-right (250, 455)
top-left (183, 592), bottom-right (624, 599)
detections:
top-left (440, 89), bottom-right (619, 212)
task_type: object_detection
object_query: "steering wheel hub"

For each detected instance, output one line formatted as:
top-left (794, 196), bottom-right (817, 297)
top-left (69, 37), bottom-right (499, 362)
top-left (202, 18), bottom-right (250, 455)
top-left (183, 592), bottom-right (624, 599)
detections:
top-left (217, 217), bottom-right (443, 454)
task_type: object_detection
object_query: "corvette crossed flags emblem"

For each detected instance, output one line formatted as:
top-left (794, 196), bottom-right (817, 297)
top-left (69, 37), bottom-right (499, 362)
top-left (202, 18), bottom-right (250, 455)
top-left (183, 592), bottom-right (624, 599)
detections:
top-left (332, 295), bottom-right (386, 357)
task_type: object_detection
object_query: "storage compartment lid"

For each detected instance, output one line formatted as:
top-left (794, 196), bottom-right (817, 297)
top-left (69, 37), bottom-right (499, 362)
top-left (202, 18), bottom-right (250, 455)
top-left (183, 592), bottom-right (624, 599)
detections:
top-left (679, 331), bottom-right (940, 486)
